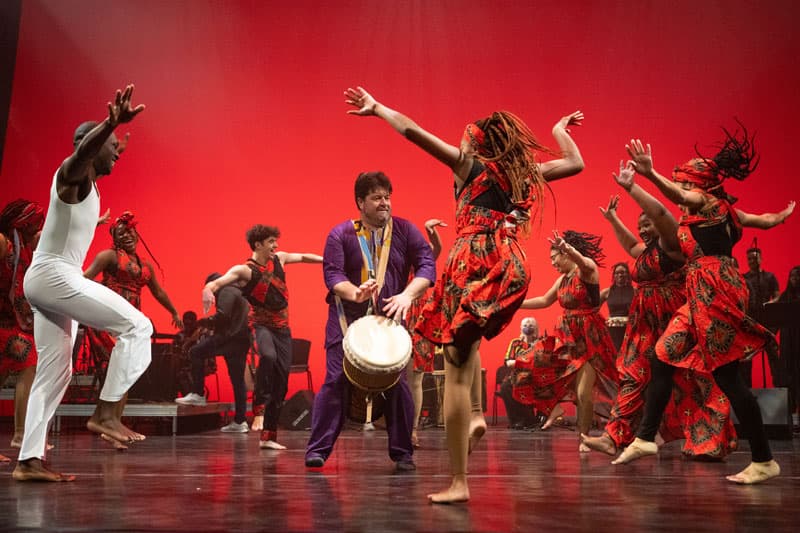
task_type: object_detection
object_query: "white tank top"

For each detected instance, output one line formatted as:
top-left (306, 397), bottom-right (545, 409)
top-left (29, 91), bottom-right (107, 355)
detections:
top-left (33, 169), bottom-right (100, 267)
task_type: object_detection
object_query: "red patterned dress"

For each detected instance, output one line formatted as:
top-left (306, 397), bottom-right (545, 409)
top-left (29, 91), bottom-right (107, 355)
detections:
top-left (605, 243), bottom-right (736, 457)
top-left (0, 238), bottom-right (36, 375)
top-left (529, 272), bottom-right (618, 416)
top-left (416, 161), bottom-right (531, 348)
top-left (511, 335), bottom-right (566, 406)
top-left (408, 294), bottom-right (435, 372)
top-left (656, 193), bottom-right (773, 371)
top-left (86, 248), bottom-right (153, 378)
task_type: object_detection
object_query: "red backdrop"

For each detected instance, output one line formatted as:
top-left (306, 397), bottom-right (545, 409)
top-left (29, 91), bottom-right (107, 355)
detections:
top-left (2, 0), bottom-right (798, 411)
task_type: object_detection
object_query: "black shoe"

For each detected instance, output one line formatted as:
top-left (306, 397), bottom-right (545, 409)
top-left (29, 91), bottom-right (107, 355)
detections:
top-left (395, 460), bottom-right (416, 472)
top-left (305, 456), bottom-right (325, 468)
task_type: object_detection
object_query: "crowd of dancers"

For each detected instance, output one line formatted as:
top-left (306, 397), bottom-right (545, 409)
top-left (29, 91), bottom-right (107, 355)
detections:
top-left (0, 84), bottom-right (795, 501)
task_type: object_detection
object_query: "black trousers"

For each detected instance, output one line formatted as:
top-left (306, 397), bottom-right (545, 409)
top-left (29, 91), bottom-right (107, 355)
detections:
top-left (253, 325), bottom-right (292, 432)
top-left (189, 329), bottom-right (251, 424)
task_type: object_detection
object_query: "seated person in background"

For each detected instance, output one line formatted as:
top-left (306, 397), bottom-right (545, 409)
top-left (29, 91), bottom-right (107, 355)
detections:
top-left (497, 317), bottom-right (540, 429)
top-left (177, 274), bottom-right (251, 433)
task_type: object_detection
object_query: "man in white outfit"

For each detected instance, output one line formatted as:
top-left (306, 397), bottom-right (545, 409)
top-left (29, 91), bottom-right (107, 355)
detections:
top-left (13, 85), bottom-right (152, 482)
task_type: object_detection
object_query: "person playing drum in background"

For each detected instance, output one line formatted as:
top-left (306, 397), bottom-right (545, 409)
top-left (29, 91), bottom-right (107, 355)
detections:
top-left (304, 171), bottom-right (436, 471)
top-left (201, 224), bottom-right (322, 450)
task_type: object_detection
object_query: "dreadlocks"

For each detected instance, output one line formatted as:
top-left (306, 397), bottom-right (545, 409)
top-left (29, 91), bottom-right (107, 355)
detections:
top-left (695, 119), bottom-right (759, 182)
top-left (473, 111), bottom-right (556, 230)
top-left (560, 229), bottom-right (605, 267)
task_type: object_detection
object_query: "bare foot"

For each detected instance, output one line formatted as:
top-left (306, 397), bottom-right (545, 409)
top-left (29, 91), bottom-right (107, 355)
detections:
top-left (428, 475), bottom-right (470, 504)
top-left (411, 430), bottom-right (420, 449)
top-left (251, 415), bottom-right (264, 431)
top-left (11, 438), bottom-right (54, 451)
top-left (120, 422), bottom-right (146, 442)
top-left (100, 433), bottom-right (129, 451)
top-left (726, 460), bottom-right (780, 484)
top-left (1, 453), bottom-right (10, 463)
top-left (87, 417), bottom-right (132, 444)
top-left (468, 416), bottom-right (487, 455)
top-left (541, 405), bottom-right (565, 430)
top-left (611, 437), bottom-right (658, 465)
top-left (580, 433), bottom-right (617, 456)
top-left (260, 439), bottom-right (287, 450)
top-left (12, 458), bottom-right (75, 482)
top-left (579, 442), bottom-right (591, 453)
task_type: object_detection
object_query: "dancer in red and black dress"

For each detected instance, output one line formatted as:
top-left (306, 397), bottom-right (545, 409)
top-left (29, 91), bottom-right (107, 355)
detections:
top-left (582, 163), bottom-right (736, 459)
top-left (84, 211), bottom-right (182, 444)
top-left (345, 86), bottom-right (586, 502)
top-left (521, 230), bottom-right (618, 450)
top-left (0, 200), bottom-right (44, 461)
top-left (614, 128), bottom-right (794, 484)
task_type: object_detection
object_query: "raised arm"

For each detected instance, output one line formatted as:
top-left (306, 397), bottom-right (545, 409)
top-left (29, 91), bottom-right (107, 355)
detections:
top-left (613, 161), bottom-right (682, 258)
top-left (277, 251), bottom-right (324, 265)
top-left (539, 111), bottom-right (586, 181)
top-left (344, 86), bottom-right (472, 181)
top-left (626, 139), bottom-right (705, 210)
top-left (736, 201), bottom-right (795, 229)
top-left (599, 195), bottom-right (644, 258)
top-left (424, 218), bottom-right (447, 260)
top-left (520, 275), bottom-right (562, 309)
top-left (550, 230), bottom-right (599, 284)
top-left (60, 85), bottom-right (145, 189)
top-left (83, 249), bottom-right (117, 279)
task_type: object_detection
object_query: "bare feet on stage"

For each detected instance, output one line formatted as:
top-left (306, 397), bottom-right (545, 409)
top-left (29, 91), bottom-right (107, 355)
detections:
top-left (611, 437), bottom-right (658, 465)
top-left (428, 474), bottom-right (470, 504)
top-left (1, 453), bottom-right (10, 463)
top-left (12, 458), bottom-right (75, 482)
top-left (541, 404), bottom-right (565, 430)
top-left (580, 433), bottom-right (617, 456)
top-left (578, 442), bottom-right (591, 453)
top-left (87, 400), bottom-right (134, 444)
top-left (11, 437), bottom-right (54, 451)
top-left (726, 460), bottom-right (781, 484)
top-left (251, 415), bottom-right (264, 431)
top-left (121, 423), bottom-right (146, 442)
top-left (467, 415), bottom-right (486, 455)
top-left (100, 433), bottom-right (129, 450)
top-left (411, 429), bottom-right (420, 449)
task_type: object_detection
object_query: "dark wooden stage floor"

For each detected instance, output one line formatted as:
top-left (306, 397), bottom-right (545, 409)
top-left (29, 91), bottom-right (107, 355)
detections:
top-left (1, 421), bottom-right (798, 532)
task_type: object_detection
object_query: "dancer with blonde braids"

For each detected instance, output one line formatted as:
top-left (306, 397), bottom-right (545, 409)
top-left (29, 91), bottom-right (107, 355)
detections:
top-left (615, 126), bottom-right (794, 484)
top-left (345, 85), bottom-right (585, 502)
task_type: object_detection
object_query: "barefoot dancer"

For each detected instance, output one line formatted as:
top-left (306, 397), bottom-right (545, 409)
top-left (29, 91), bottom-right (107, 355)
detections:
top-left (582, 163), bottom-right (736, 459)
top-left (521, 230), bottom-right (618, 450)
top-left (345, 86), bottom-right (586, 502)
top-left (83, 210), bottom-right (183, 444)
top-left (613, 127), bottom-right (794, 484)
top-left (0, 200), bottom-right (44, 460)
top-left (13, 85), bottom-right (151, 481)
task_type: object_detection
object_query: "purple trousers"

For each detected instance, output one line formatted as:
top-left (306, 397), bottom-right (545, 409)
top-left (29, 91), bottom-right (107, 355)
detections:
top-left (305, 342), bottom-right (414, 463)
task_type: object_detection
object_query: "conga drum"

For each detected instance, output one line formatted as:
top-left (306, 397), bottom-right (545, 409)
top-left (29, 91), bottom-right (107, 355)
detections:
top-left (342, 315), bottom-right (412, 422)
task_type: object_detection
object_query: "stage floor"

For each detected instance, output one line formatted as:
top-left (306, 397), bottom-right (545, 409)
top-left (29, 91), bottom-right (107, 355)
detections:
top-left (0, 423), bottom-right (798, 532)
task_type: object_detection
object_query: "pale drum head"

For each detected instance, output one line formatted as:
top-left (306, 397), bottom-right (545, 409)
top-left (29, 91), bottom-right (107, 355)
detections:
top-left (343, 315), bottom-right (412, 392)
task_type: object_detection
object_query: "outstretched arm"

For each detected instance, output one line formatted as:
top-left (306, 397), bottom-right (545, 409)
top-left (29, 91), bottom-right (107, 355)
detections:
top-left (60, 85), bottom-right (145, 187)
top-left (540, 111), bottom-right (586, 181)
top-left (344, 86), bottom-right (473, 182)
top-left (736, 201), bottom-right (795, 229)
top-left (626, 139), bottom-right (705, 210)
top-left (599, 194), bottom-right (644, 258)
top-left (278, 251), bottom-right (324, 265)
top-left (613, 161), bottom-right (682, 258)
top-left (202, 264), bottom-right (251, 313)
top-left (83, 249), bottom-right (117, 279)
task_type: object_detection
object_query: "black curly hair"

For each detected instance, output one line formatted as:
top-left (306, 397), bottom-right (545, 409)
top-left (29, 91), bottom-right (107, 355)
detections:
top-left (558, 230), bottom-right (605, 267)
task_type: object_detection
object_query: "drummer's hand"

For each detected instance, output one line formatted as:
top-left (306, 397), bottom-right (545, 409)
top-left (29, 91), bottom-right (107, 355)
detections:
top-left (353, 279), bottom-right (378, 303)
top-left (382, 292), bottom-right (413, 322)
top-left (505, 359), bottom-right (516, 368)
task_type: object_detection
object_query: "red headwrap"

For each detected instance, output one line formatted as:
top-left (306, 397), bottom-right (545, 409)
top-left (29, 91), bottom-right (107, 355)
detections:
top-left (111, 211), bottom-right (138, 234)
top-left (671, 158), bottom-right (721, 190)
top-left (463, 123), bottom-right (490, 157)
top-left (11, 202), bottom-right (44, 232)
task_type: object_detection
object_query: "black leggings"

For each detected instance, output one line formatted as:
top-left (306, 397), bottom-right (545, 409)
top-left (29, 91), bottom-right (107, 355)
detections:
top-left (637, 358), bottom-right (772, 462)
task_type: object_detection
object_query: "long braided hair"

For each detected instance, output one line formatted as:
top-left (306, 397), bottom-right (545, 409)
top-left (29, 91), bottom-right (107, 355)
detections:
top-left (560, 229), bottom-right (605, 267)
top-left (695, 119), bottom-right (759, 181)
top-left (473, 111), bottom-right (556, 231)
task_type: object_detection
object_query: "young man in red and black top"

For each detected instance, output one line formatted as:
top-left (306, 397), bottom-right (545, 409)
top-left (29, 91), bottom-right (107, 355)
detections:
top-left (202, 225), bottom-right (322, 449)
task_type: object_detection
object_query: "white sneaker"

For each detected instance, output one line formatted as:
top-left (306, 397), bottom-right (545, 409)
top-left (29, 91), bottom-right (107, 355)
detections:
top-left (220, 421), bottom-right (249, 433)
top-left (175, 393), bottom-right (207, 406)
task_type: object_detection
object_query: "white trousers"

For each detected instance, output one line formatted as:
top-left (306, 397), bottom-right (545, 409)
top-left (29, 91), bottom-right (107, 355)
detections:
top-left (20, 257), bottom-right (152, 460)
